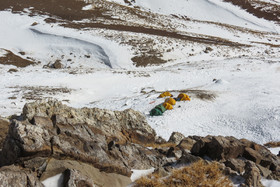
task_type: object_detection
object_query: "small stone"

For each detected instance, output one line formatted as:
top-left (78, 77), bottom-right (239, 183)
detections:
top-left (8, 68), bottom-right (18, 73)
top-left (52, 60), bottom-right (63, 69)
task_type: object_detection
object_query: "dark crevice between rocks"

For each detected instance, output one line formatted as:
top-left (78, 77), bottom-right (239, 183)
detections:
top-left (63, 169), bottom-right (71, 186)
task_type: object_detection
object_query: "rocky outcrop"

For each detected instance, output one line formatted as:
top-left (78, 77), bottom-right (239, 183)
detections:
top-left (242, 161), bottom-right (264, 187)
top-left (168, 132), bottom-right (185, 145)
top-left (0, 100), bottom-right (279, 187)
top-left (22, 100), bottom-right (156, 145)
top-left (0, 100), bottom-right (166, 186)
top-left (40, 159), bottom-right (131, 187)
top-left (0, 165), bottom-right (43, 187)
top-left (191, 136), bottom-right (244, 160)
top-left (64, 169), bottom-right (95, 187)
top-left (0, 117), bottom-right (9, 148)
top-left (190, 135), bottom-right (280, 185)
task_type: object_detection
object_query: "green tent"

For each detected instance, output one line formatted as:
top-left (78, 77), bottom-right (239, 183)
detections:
top-left (150, 104), bottom-right (167, 116)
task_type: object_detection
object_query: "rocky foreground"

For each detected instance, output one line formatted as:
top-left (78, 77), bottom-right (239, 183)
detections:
top-left (0, 100), bottom-right (279, 186)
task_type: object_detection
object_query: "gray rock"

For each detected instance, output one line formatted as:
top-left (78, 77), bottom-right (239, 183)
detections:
top-left (22, 100), bottom-right (156, 145)
top-left (64, 169), bottom-right (96, 187)
top-left (177, 136), bottom-right (197, 151)
top-left (1, 100), bottom-right (166, 179)
top-left (243, 161), bottom-right (264, 187)
top-left (175, 152), bottom-right (201, 166)
top-left (0, 165), bottom-right (44, 187)
top-left (257, 164), bottom-right (272, 178)
top-left (168, 132), bottom-right (185, 145)
top-left (224, 158), bottom-right (246, 174)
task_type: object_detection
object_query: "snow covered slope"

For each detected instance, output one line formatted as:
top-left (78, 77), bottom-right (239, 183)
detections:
top-left (0, 0), bottom-right (280, 148)
top-left (108, 0), bottom-right (280, 33)
top-left (0, 11), bottom-right (133, 69)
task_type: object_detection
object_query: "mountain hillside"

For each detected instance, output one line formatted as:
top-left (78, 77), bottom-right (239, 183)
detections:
top-left (0, 0), bottom-right (279, 146)
top-left (1, 0), bottom-right (280, 186)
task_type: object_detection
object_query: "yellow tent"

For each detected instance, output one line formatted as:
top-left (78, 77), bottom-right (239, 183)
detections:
top-left (165, 98), bottom-right (176, 105)
top-left (158, 91), bottom-right (173, 98)
top-left (163, 102), bottom-right (173, 110)
top-left (178, 93), bottom-right (191, 101)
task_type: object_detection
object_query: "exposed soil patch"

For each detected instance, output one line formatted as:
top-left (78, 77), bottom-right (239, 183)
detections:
top-left (1, 0), bottom-right (276, 68)
top-left (9, 86), bottom-right (73, 101)
top-left (0, 50), bottom-right (34, 67)
top-left (0, 0), bottom-right (92, 21)
top-left (64, 22), bottom-right (246, 48)
top-left (132, 55), bottom-right (166, 67)
top-left (223, 0), bottom-right (280, 23)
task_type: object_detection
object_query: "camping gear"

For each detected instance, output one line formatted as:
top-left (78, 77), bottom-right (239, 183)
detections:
top-left (163, 102), bottom-right (173, 110)
top-left (177, 93), bottom-right (191, 101)
top-left (150, 104), bottom-right (167, 116)
top-left (150, 92), bottom-right (191, 116)
top-left (158, 91), bottom-right (173, 98)
top-left (165, 98), bottom-right (176, 105)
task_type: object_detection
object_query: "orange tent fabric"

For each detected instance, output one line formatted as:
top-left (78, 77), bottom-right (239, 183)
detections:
top-left (163, 102), bottom-right (173, 110)
top-left (165, 98), bottom-right (176, 105)
top-left (158, 91), bottom-right (173, 98)
top-left (177, 93), bottom-right (191, 101)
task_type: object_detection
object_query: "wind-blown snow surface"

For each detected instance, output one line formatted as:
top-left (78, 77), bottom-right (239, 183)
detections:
top-left (108, 0), bottom-right (280, 33)
top-left (0, 11), bottom-right (133, 69)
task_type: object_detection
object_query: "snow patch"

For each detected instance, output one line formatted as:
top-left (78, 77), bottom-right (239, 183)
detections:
top-left (268, 147), bottom-right (280, 156)
top-left (130, 168), bottom-right (155, 182)
top-left (82, 4), bottom-right (93, 10)
top-left (0, 11), bottom-right (133, 69)
top-left (41, 173), bottom-right (64, 187)
top-left (261, 178), bottom-right (280, 187)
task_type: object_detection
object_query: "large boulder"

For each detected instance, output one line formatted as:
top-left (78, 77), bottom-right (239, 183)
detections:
top-left (190, 135), bottom-right (280, 181)
top-left (168, 132), bottom-right (185, 145)
top-left (191, 136), bottom-right (244, 160)
top-left (177, 136), bottom-right (200, 151)
top-left (22, 100), bottom-right (156, 145)
top-left (1, 100), bottom-right (166, 180)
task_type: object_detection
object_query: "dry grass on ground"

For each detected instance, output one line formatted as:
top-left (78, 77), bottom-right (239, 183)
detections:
top-left (134, 160), bottom-right (233, 187)
top-left (145, 142), bottom-right (177, 149)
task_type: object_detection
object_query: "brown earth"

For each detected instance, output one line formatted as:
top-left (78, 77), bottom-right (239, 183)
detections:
top-left (63, 22), bottom-right (245, 47)
top-left (131, 55), bottom-right (166, 67)
top-left (1, 0), bottom-right (278, 67)
top-left (0, 50), bottom-right (34, 67)
top-left (0, 0), bottom-right (247, 48)
top-left (224, 0), bottom-right (280, 23)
